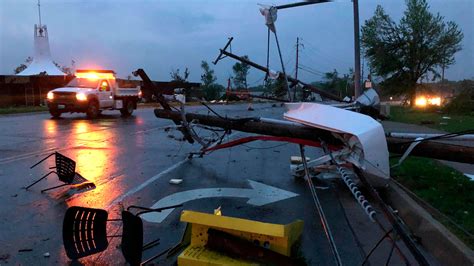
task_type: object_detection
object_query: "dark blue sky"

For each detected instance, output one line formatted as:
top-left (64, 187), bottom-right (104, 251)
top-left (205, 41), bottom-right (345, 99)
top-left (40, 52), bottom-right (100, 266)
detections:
top-left (1, 0), bottom-right (472, 84)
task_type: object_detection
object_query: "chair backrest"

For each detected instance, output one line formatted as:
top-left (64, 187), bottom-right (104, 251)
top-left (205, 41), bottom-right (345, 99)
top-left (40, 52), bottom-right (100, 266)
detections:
top-left (63, 206), bottom-right (109, 260)
top-left (121, 211), bottom-right (144, 266)
top-left (55, 152), bottom-right (76, 183)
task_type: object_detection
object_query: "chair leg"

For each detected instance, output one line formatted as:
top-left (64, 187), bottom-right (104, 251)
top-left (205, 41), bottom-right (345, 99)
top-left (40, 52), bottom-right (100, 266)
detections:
top-left (41, 183), bottom-right (68, 193)
top-left (30, 152), bottom-right (55, 169)
top-left (25, 171), bottom-right (55, 190)
top-left (142, 238), bottom-right (160, 251)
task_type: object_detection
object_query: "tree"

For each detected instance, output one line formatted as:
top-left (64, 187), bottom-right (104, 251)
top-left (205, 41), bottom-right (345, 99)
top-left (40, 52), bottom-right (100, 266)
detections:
top-left (170, 67), bottom-right (190, 82)
top-left (201, 61), bottom-right (217, 87)
top-left (361, 0), bottom-right (463, 105)
top-left (311, 69), bottom-right (352, 98)
top-left (200, 61), bottom-right (222, 100)
top-left (53, 61), bottom-right (73, 75)
top-left (232, 56), bottom-right (250, 89)
top-left (265, 77), bottom-right (287, 98)
top-left (13, 57), bottom-right (33, 74)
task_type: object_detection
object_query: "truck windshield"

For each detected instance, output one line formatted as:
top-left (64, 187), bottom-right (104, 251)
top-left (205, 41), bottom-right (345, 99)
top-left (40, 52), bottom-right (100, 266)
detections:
top-left (66, 78), bottom-right (99, 89)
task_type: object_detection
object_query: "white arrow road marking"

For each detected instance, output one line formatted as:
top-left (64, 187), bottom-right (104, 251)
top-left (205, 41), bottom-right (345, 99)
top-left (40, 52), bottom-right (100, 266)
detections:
top-left (141, 180), bottom-right (299, 223)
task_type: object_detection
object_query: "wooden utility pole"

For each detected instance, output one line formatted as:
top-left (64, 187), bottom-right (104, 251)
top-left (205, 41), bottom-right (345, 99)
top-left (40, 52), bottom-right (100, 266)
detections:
top-left (154, 109), bottom-right (474, 164)
top-left (353, 0), bottom-right (361, 98)
top-left (294, 37), bottom-right (300, 100)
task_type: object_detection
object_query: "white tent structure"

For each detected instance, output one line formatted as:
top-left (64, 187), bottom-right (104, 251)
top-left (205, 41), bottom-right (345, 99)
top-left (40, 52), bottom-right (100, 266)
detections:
top-left (17, 1), bottom-right (65, 76)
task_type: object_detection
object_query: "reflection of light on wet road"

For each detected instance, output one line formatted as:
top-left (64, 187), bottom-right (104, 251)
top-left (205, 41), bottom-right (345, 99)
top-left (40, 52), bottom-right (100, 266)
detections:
top-left (44, 119), bottom-right (57, 135)
top-left (65, 120), bottom-right (124, 209)
top-left (74, 121), bottom-right (89, 134)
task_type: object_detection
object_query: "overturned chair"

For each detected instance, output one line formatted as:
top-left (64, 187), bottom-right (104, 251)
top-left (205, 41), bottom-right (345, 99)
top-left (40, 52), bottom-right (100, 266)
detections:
top-left (62, 204), bottom-right (182, 265)
top-left (25, 152), bottom-right (89, 193)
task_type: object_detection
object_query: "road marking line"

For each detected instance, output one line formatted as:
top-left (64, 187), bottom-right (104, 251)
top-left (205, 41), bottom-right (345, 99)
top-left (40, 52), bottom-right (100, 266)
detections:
top-left (107, 158), bottom-right (189, 208)
top-left (107, 132), bottom-right (241, 208)
top-left (0, 144), bottom-right (85, 165)
top-left (141, 179), bottom-right (299, 223)
top-left (0, 124), bottom-right (165, 164)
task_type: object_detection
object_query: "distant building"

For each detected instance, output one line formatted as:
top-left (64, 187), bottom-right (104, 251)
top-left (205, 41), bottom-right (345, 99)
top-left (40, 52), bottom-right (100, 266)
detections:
top-left (17, 24), bottom-right (65, 76)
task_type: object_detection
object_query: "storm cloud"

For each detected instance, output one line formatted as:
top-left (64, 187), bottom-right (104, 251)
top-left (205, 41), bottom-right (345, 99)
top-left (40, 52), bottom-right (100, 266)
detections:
top-left (1, 0), bottom-right (472, 84)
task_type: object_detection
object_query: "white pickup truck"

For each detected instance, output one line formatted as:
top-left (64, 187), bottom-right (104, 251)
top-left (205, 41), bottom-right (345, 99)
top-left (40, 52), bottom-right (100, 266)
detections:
top-left (46, 70), bottom-right (141, 118)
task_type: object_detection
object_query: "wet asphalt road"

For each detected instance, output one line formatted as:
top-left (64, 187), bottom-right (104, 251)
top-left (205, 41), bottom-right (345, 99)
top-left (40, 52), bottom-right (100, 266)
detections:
top-left (0, 103), bottom-right (419, 265)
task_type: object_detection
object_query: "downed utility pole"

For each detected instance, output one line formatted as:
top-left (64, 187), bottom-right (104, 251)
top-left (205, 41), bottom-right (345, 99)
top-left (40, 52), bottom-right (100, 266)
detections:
top-left (133, 69), bottom-right (194, 143)
top-left (213, 38), bottom-right (342, 102)
top-left (155, 109), bottom-right (474, 164)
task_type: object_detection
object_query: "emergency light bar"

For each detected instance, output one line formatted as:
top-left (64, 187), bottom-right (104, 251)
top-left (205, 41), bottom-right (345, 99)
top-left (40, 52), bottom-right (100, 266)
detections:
top-left (75, 69), bottom-right (116, 80)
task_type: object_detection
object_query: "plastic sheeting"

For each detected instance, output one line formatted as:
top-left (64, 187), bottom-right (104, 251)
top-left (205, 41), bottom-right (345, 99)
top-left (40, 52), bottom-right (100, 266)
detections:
top-left (283, 102), bottom-right (390, 186)
top-left (355, 88), bottom-right (380, 107)
top-left (259, 6), bottom-right (277, 33)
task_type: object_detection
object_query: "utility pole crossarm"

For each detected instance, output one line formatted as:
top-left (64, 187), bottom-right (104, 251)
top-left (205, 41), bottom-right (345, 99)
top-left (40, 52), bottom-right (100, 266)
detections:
top-left (275, 1), bottom-right (332, 10)
top-left (133, 68), bottom-right (194, 143)
top-left (213, 37), bottom-right (234, 65)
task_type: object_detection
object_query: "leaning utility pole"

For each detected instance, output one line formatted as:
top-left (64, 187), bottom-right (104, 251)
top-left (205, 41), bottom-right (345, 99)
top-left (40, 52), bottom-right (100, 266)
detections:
top-left (214, 43), bottom-right (342, 101)
top-left (213, 44), bottom-right (342, 102)
top-left (353, 0), bottom-right (361, 98)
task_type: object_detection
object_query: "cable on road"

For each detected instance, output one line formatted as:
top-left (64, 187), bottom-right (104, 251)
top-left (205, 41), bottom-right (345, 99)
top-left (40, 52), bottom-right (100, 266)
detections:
top-left (241, 142), bottom-right (289, 150)
top-left (299, 144), bottom-right (343, 266)
top-left (360, 229), bottom-right (394, 266)
top-left (355, 167), bottom-right (429, 266)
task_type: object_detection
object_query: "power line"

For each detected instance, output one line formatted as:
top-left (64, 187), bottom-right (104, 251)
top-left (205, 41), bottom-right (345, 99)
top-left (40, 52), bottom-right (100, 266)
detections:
top-left (298, 66), bottom-right (324, 78)
top-left (299, 49), bottom-right (336, 71)
top-left (299, 63), bottom-right (327, 75)
top-left (300, 39), bottom-right (352, 67)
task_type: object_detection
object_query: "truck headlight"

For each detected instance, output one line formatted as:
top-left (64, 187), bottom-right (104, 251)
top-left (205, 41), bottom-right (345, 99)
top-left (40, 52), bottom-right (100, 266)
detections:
top-left (76, 93), bottom-right (87, 101)
top-left (47, 92), bottom-right (54, 100)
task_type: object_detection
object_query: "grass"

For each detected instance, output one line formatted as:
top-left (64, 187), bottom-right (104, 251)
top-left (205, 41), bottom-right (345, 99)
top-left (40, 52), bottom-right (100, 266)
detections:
top-left (390, 156), bottom-right (474, 248)
top-left (390, 106), bottom-right (474, 133)
top-left (0, 106), bottom-right (48, 115)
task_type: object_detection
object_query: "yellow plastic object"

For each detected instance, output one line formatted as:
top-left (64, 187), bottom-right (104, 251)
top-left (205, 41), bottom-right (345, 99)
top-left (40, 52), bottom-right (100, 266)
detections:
top-left (214, 206), bottom-right (222, 216)
top-left (177, 210), bottom-right (303, 266)
top-left (178, 246), bottom-right (258, 266)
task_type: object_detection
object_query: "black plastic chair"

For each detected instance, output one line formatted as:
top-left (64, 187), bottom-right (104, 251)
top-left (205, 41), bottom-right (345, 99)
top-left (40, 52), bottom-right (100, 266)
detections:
top-left (25, 152), bottom-right (88, 192)
top-left (62, 204), bottom-right (182, 264)
top-left (62, 206), bottom-right (110, 260)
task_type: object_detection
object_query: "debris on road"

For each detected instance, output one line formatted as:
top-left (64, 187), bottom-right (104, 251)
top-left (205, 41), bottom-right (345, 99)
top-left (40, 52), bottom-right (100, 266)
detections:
top-left (169, 179), bottom-right (183, 185)
top-left (0, 253), bottom-right (10, 262)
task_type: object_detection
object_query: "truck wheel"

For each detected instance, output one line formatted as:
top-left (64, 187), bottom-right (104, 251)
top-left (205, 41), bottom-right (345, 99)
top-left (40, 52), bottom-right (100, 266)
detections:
top-left (86, 101), bottom-right (100, 119)
top-left (49, 109), bottom-right (61, 118)
top-left (120, 100), bottom-right (134, 117)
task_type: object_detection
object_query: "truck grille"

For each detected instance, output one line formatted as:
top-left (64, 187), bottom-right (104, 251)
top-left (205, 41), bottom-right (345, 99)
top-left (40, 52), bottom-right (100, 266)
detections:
top-left (53, 92), bottom-right (76, 103)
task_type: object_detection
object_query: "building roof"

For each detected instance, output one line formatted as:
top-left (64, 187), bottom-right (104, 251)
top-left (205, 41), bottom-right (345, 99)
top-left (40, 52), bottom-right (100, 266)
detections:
top-left (17, 25), bottom-right (65, 76)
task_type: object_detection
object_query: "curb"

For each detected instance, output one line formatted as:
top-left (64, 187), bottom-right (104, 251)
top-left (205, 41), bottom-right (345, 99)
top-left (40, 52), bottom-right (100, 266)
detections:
top-left (386, 181), bottom-right (474, 265)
